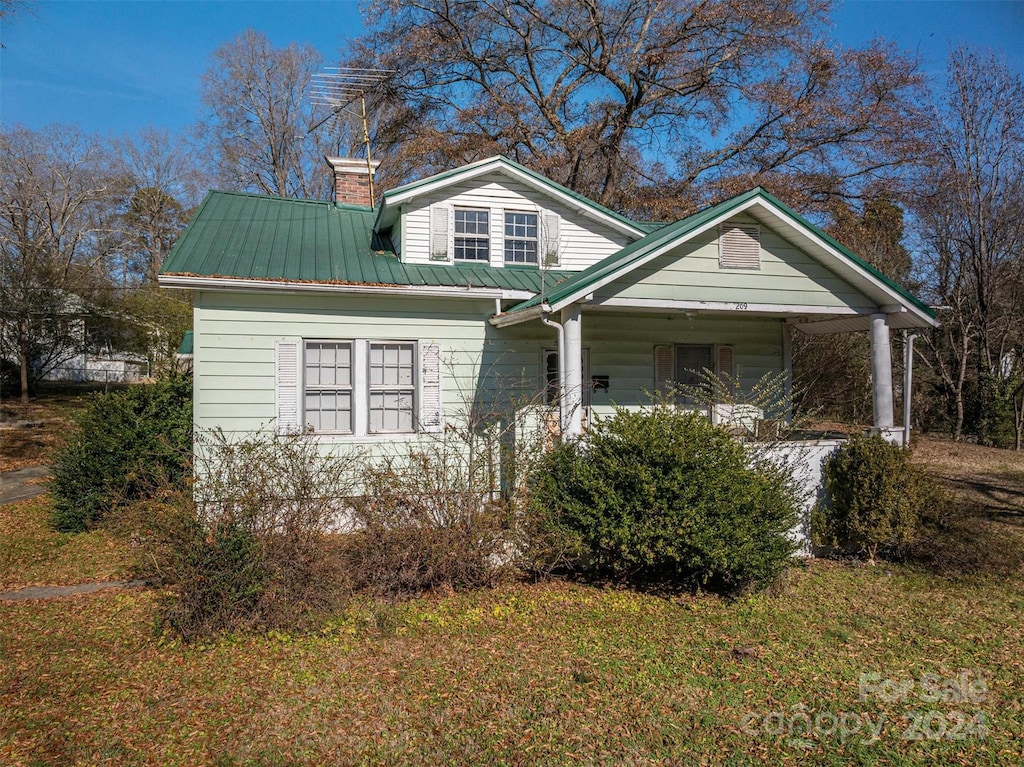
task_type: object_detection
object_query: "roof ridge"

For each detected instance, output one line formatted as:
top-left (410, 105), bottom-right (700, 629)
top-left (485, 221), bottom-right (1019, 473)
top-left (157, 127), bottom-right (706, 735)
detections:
top-left (381, 155), bottom-right (645, 234)
top-left (205, 189), bottom-right (373, 211)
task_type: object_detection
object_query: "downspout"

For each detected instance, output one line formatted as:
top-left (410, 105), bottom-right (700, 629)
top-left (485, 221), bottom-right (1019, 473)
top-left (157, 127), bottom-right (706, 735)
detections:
top-left (903, 332), bottom-right (920, 448)
top-left (540, 310), bottom-right (566, 433)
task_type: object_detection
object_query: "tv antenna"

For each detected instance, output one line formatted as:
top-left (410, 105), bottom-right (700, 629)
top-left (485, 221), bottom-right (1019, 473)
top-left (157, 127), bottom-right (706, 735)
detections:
top-left (309, 67), bottom-right (395, 206)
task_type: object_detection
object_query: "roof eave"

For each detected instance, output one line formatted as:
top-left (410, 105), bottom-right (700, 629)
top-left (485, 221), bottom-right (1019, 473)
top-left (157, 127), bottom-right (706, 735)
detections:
top-left (158, 273), bottom-right (536, 301)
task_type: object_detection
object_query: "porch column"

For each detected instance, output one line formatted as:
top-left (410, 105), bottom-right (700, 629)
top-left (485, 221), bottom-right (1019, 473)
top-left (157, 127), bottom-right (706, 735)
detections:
top-left (871, 313), bottom-right (895, 429)
top-left (561, 303), bottom-right (584, 439)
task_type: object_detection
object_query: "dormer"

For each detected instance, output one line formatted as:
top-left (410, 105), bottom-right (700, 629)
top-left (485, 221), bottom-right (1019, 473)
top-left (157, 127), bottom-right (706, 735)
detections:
top-left (373, 156), bottom-right (648, 272)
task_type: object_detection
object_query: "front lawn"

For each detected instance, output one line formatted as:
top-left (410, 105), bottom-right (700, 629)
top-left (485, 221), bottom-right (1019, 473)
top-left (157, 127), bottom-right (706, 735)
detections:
top-left (1, 436), bottom-right (1022, 765)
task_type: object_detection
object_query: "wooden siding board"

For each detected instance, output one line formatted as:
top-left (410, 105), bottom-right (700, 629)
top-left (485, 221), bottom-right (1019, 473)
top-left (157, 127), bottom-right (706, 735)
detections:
top-left (195, 290), bottom-right (784, 443)
top-left (593, 214), bottom-right (878, 311)
top-left (402, 172), bottom-right (632, 271)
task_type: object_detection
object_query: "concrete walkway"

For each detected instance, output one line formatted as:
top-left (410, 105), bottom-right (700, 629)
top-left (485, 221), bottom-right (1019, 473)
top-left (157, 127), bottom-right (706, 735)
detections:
top-left (0, 465), bottom-right (50, 505)
top-left (0, 579), bottom-right (149, 601)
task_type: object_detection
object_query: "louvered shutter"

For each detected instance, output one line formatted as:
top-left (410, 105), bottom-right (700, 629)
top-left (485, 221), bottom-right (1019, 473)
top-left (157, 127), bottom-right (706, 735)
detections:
top-left (419, 341), bottom-right (443, 432)
top-left (716, 345), bottom-right (735, 388)
top-left (275, 339), bottom-right (302, 435)
top-left (654, 344), bottom-right (674, 398)
top-left (719, 224), bottom-right (760, 269)
top-left (430, 204), bottom-right (449, 261)
top-left (542, 211), bottom-right (561, 266)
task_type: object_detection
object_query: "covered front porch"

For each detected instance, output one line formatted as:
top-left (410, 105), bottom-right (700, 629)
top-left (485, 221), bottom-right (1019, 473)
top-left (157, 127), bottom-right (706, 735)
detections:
top-left (491, 298), bottom-right (921, 445)
top-left (490, 186), bottom-right (938, 444)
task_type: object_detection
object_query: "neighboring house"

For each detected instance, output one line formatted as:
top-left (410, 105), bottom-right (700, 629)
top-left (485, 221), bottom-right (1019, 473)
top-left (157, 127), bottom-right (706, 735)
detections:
top-left (46, 350), bottom-right (147, 384)
top-left (1, 290), bottom-right (148, 385)
top-left (159, 156), bottom-right (937, 466)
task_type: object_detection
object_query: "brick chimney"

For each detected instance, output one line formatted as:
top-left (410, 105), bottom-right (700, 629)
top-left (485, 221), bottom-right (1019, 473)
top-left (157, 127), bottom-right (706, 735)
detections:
top-left (325, 156), bottom-right (380, 207)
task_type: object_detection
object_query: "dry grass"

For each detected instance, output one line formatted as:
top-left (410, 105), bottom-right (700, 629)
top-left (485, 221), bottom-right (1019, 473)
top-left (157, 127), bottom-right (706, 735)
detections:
top-left (0, 383), bottom-right (122, 472)
top-left (1, 431), bottom-right (1022, 764)
top-left (912, 436), bottom-right (1024, 520)
top-left (1, 566), bottom-right (1021, 766)
top-left (0, 496), bottom-right (132, 590)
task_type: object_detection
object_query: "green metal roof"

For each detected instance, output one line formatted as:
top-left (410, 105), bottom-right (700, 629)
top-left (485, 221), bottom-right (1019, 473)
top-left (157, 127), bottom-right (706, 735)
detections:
top-left (504, 187), bottom-right (938, 319)
top-left (380, 155), bottom-right (646, 235)
top-left (161, 190), bottom-right (573, 293)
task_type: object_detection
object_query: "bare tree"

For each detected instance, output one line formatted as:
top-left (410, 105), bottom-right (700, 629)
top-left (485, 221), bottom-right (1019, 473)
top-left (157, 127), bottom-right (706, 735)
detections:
top-left (1, 1), bottom-right (33, 48)
top-left (0, 125), bottom-right (117, 402)
top-left (110, 128), bottom-right (205, 283)
top-left (196, 29), bottom-right (347, 199)
top-left (355, 0), bottom-right (925, 217)
top-left (915, 48), bottom-right (1024, 442)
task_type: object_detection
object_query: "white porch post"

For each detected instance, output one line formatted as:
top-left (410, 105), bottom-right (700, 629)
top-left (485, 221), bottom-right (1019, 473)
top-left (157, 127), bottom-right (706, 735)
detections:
top-left (870, 313), bottom-right (895, 430)
top-left (561, 303), bottom-right (584, 439)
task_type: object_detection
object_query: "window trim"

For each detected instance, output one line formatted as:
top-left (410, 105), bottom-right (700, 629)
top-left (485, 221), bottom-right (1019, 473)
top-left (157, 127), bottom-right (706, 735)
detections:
top-left (300, 338), bottom-right (420, 437)
top-left (366, 340), bottom-right (417, 435)
top-left (453, 207), bottom-right (491, 262)
top-left (303, 340), bottom-right (354, 435)
top-left (504, 210), bottom-right (539, 265)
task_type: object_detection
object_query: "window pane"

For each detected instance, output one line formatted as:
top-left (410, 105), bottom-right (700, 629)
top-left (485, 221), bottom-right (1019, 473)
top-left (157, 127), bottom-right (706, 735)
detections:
top-left (370, 342), bottom-right (415, 388)
top-left (504, 212), bottom-right (539, 264)
top-left (305, 341), bottom-right (353, 432)
top-left (454, 237), bottom-right (489, 261)
top-left (455, 209), bottom-right (489, 235)
top-left (369, 390), bottom-right (414, 433)
top-left (674, 345), bottom-right (713, 404)
top-left (305, 391), bottom-right (351, 433)
top-left (306, 341), bottom-right (351, 388)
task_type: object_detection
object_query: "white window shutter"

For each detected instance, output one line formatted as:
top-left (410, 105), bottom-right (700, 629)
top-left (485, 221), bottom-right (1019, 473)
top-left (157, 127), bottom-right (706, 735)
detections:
top-left (716, 345), bottom-right (736, 388)
top-left (274, 339), bottom-right (302, 435)
top-left (719, 224), bottom-right (760, 269)
top-left (419, 341), bottom-right (443, 432)
top-left (654, 344), bottom-right (674, 398)
top-left (430, 204), bottom-right (449, 261)
top-left (542, 211), bottom-right (561, 266)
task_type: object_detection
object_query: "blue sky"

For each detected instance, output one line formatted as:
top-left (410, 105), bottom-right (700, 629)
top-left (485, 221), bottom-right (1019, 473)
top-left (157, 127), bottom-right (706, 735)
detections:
top-left (1, 0), bottom-right (1022, 137)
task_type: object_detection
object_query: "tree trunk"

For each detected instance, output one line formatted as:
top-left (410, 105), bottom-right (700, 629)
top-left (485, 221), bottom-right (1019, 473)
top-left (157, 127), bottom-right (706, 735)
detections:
top-left (19, 346), bottom-right (30, 405)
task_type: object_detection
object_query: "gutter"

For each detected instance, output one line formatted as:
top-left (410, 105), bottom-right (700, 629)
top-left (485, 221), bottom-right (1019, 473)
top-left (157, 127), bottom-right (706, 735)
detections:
top-left (489, 303), bottom-right (547, 327)
top-left (158, 274), bottom-right (535, 301)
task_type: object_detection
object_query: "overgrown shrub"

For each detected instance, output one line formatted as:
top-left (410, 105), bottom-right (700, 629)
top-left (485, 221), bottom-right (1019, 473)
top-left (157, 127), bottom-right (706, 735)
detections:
top-left (814, 433), bottom-right (932, 562)
top-left (123, 431), bottom-right (360, 641)
top-left (527, 405), bottom-right (800, 593)
top-left (343, 443), bottom-right (515, 596)
top-left (49, 374), bottom-right (192, 531)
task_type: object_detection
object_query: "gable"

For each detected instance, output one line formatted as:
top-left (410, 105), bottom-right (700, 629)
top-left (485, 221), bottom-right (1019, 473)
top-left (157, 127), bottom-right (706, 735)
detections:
top-left (497, 187), bottom-right (937, 331)
top-left (400, 171), bottom-right (635, 271)
top-left (594, 212), bottom-right (877, 312)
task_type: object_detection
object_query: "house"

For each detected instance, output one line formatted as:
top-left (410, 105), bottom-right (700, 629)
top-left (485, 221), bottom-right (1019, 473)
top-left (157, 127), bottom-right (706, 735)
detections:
top-left (158, 156), bottom-right (937, 468)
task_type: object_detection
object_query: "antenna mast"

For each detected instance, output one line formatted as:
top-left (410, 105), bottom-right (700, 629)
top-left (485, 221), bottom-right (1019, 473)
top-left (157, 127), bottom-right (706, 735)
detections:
top-left (309, 67), bottom-right (394, 207)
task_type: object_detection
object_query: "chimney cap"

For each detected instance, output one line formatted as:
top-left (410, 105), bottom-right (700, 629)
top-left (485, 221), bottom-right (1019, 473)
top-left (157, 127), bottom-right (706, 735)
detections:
top-left (325, 156), bottom-right (381, 175)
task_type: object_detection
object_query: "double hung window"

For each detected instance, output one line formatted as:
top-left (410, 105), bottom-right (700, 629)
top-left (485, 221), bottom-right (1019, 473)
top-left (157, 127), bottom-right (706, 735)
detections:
top-left (453, 208), bottom-right (490, 261)
top-left (305, 341), bottom-right (353, 433)
top-left (504, 211), bottom-right (538, 264)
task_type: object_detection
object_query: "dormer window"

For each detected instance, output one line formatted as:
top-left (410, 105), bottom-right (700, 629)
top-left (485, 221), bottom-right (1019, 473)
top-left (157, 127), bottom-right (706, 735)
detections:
top-left (454, 208), bottom-right (490, 261)
top-left (505, 211), bottom-right (539, 264)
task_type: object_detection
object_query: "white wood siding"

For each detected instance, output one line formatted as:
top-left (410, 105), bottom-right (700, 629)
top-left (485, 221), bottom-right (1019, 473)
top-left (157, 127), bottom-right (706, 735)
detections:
top-left (401, 172), bottom-right (633, 271)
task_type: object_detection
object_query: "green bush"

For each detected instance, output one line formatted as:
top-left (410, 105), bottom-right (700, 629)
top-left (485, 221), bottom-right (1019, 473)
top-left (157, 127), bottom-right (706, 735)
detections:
top-left (527, 406), bottom-right (800, 593)
top-left (814, 433), bottom-right (928, 561)
top-left (50, 375), bottom-right (192, 532)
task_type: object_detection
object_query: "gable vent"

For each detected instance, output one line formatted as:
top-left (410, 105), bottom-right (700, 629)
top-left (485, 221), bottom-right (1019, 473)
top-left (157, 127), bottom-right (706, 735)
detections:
top-left (719, 224), bottom-right (761, 269)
